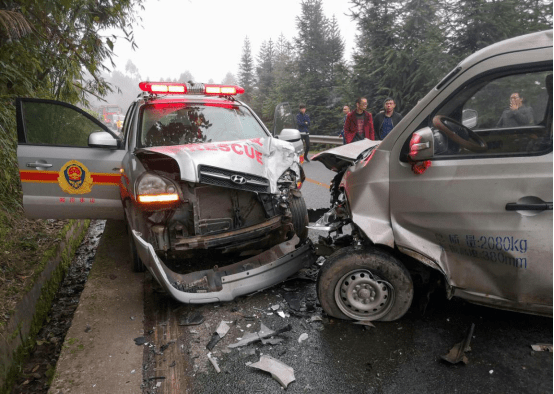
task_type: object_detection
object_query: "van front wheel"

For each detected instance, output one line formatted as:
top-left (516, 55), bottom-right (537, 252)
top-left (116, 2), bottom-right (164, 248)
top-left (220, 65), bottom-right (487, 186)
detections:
top-left (317, 246), bottom-right (413, 321)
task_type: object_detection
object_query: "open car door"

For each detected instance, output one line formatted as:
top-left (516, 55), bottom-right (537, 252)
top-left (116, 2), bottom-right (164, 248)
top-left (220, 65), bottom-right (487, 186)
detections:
top-left (16, 98), bottom-right (126, 219)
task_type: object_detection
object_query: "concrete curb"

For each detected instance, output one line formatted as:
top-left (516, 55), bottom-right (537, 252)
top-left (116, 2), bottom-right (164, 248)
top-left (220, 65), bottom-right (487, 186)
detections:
top-left (0, 219), bottom-right (90, 394)
top-left (48, 220), bottom-right (144, 394)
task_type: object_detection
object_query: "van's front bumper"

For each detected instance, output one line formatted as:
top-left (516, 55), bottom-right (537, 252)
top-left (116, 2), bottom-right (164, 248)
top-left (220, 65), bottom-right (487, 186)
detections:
top-left (132, 230), bottom-right (315, 303)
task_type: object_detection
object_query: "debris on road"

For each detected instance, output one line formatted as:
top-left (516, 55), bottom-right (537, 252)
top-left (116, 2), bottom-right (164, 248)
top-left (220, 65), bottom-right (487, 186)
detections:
top-left (277, 311), bottom-right (287, 318)
top-left (228, 323), bottom-right (292, 348)
top-left (353, 320), bottom-right (375, 328)
top-left (298, 333), bottom-right (309, 343)
top-left (134, 337), bottom-right (148, 346)
top-left (309, 315), bottom-right (323, 322)
top-left (207, 353), bottom-right (221, 373)
top-left (531, 344), bottom-right (553, 352)
top-left (179, 310), bottom-right (205, 326)
top-left (284, 292), bottom-right (302, 311)
top-left (441, 323), bottom-right (475, 364)
top-left (206, 321), bottom-right (231, 350)
top-left (248, 355), bottom-right (295, 388)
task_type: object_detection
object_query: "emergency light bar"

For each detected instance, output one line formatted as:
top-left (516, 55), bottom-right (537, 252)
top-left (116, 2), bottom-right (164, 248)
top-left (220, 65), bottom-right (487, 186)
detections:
top-left (139, 81), bottom-right (244, 96)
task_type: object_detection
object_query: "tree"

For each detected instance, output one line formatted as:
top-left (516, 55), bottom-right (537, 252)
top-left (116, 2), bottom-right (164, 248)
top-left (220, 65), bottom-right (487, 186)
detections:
top-left (178, 70), bottom-right (195, 83)
top-left (0, 0), bottom-right (144, 212)
top-left (238, 36), bottom-right (255, 104)
top-left (254, 39), bottom-right (276, 118)
top-left (221, 72), bottom-right (237, 85)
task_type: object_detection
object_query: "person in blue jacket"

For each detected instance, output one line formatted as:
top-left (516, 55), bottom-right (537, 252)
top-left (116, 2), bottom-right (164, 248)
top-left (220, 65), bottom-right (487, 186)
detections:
top-left (296, 104), bottom-right (311, 162)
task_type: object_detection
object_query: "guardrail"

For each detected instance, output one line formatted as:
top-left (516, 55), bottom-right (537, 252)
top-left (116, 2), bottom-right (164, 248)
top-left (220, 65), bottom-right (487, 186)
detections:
top-left (308, 135), bottom-right (343, 145)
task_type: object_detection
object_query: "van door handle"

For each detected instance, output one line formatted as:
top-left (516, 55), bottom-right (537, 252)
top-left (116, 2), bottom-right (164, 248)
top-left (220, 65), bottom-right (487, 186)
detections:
top-left (505, 202), bottom-right (553, 211)
top-left (26, 162), bottom-right (53, 168)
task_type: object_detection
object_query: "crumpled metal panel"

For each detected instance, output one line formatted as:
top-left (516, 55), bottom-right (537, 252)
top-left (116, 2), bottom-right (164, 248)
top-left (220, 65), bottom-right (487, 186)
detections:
top-left (132, 230), bottom-right (314, 304)
top-left (137, 137), bottom-right (300, 194)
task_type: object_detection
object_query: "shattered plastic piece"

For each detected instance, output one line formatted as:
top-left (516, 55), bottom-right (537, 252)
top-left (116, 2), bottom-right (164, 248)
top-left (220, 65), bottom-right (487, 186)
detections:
top-left (133, 337), bottom-right (148, 346)
top-left (298, 333), bottom-right (308, 343)
top-left (206, 333), bottom-right (221, 351)
top-left (284, 293), bottom-right (302, 311)
top-left (309, 315), bottom-right (323, 322)
top-left (261, 337), bottom-right (284, 346)
top-left (271, 305), bottom-right (280, 311)
top-left (178, 311), bottom-right (204, 326)
top-left (531, 344), bottom-right (553, 352)
top-left (216, 321), bottom-right (231, 338)
top-left (248, 355), bottom-right (295, 388)
top-left (353, 320), bottom-right (375, 328)
top-left (228, 323), bottom-right (292, 348)
top-left (277, 311), bottom-right (286, 318)
top-left (441, 323), bottom-right (475, 364)
top-left (207, 353), bottom-right (221, 373)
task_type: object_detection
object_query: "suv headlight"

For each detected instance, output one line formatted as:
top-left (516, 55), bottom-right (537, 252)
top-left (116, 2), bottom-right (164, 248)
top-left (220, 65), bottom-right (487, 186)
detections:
top-left (136, 173), bottom-right (180, 204)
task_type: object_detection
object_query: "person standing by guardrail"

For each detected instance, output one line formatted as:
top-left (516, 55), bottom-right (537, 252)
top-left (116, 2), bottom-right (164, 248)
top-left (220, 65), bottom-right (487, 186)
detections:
top-left (344, 97), bottom-right (375, 143)
top-left (296, 103), bottom-right (311, 162)
top-left (338, 105), bottom-right (350, 144)
top-left (374, 97), bottom-right (403, 140)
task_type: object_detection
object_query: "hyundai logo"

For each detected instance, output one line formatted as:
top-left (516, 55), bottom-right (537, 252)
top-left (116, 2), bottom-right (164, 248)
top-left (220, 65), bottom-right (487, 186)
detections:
top-left (230, 175), bottom-right (247, 185)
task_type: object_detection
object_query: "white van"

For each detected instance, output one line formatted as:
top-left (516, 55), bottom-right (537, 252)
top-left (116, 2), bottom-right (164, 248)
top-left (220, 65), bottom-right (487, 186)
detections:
top-left (312, 30), bottom-right (552, 321)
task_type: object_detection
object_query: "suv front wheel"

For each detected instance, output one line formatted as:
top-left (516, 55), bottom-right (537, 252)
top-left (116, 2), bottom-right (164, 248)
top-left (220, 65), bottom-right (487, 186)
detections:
top-left (317, 246), bottom-right (413, 321)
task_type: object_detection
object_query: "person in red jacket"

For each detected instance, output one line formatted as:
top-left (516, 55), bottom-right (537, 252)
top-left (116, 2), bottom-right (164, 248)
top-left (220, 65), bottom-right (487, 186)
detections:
top-left (343, 97), bottom-right (375, 143)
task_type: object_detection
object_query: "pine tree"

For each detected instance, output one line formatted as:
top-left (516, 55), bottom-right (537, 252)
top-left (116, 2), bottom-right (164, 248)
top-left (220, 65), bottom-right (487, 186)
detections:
top-left (238, 36), bottom-right (255, 104)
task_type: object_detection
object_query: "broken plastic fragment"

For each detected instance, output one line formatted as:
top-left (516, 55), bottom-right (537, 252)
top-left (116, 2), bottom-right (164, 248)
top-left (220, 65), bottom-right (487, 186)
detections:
top-left (531, 344), bottom-right (553, 352)
top-left (298, 333), bottom-right (308, 343)
top-left (441, 323), bottom-right (475, 364)
top-left (178, 311), bottom-right (205, 326)
top-left (248, 355), bottom-right (295, 388)
top-left (277, 311), bottom-right (286, 318)
top-left (207, 353), bottom-right (221, 373)
top-left (228, 323), bottom-right (292, 348)
top-left (133, 337), bottom-right (148, 346)
top-left (353, 320), bottom-right (375, 328)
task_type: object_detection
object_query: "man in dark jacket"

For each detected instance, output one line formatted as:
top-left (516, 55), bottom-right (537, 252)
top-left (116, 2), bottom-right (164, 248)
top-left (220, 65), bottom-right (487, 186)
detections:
top-left (344, 97), bottom-right (375, 143)
top-left (296, 104), bottom-right (311, 162)
top-left (373, 97), bottom-right (403, 140)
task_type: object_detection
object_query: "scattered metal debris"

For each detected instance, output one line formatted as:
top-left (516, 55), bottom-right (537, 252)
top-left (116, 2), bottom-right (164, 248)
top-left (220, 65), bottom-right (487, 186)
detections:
top-left (441, 323), bottom-right (475, 364)
top-left (248, 355), bottom-right (296, 388)
top-left (228, 323), bottom-right (292, 348)
top-left (207, 353), bottom-right (221, 373)
top-left (298, 333), bottom-right (309, 343)
top-left (178, 310), bottom-right (205, 326)
top-left (531, 344), bottom-right (553, 352)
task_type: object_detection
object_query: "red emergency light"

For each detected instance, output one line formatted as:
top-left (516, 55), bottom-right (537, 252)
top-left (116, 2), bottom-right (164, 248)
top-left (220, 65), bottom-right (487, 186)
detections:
top-left (139, 82), bottom-right (244, 96)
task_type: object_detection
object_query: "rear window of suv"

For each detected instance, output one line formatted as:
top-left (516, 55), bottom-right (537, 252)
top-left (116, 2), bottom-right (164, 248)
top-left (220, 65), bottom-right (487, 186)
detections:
top-left (139, 103), bottom-right (268, 147)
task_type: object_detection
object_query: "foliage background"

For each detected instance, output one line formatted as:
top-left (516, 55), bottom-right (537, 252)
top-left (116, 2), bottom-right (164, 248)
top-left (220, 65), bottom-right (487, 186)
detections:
top-left (0, 0), bottom-right (552, 215)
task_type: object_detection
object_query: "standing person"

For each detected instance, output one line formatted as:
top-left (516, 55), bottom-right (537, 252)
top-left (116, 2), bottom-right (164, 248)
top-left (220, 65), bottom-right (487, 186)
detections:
top-left (296, 104), bottom-right (311, 162)
top-left (497, 92), bottom-right (534, 127)
top-left (338, 105), bottom-right (350, 144)
top-left (343, 97), bottom-right (375, 144)
top-left (373, 97), bottom-right (403, 140)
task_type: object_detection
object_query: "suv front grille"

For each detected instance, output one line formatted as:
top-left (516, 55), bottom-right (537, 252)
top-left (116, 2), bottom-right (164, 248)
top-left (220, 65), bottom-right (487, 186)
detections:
top-left (198, 165), bottom-right (271, 193)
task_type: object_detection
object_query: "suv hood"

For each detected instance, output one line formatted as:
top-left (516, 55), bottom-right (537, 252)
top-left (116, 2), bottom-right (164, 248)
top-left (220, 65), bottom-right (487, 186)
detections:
top-left (312, 139), bottom-right (380, 172)
top-left (136, 137), bottom-right (299, 193)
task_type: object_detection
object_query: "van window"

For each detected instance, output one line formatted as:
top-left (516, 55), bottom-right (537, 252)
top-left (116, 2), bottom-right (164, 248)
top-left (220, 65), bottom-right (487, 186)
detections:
top-left (431, 69), bottom-right (552, 158)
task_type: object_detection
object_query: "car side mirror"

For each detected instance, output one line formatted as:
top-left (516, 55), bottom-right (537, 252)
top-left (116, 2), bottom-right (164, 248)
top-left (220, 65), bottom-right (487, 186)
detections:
top-left (279, 128), bottom-right (301, 143)
top-left (408, 127), bottom-right (435, 161)
top-left (462, 109), bottom-right (478, 129)
top-left (88, 131), bottom-right (119, 149)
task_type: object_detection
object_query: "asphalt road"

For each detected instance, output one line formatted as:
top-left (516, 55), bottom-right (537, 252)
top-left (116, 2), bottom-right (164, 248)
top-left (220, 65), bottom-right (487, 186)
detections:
top-left (138, 159), bottom-right (553, 394)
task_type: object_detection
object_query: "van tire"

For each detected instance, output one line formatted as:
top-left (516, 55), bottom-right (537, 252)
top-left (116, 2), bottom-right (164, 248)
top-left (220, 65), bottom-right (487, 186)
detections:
top-left (317, 246), bottom-right (413, 321)
top-left (290, 194), bottom-right (309, 243)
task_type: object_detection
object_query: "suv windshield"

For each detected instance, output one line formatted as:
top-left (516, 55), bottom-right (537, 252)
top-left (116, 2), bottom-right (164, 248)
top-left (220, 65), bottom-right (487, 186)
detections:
top-left (140, 103), bottom-right (268, 147)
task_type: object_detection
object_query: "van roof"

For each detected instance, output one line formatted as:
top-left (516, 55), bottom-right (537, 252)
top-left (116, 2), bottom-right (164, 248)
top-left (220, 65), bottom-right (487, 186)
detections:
top-left (461, 30), bottom-right (552, 68)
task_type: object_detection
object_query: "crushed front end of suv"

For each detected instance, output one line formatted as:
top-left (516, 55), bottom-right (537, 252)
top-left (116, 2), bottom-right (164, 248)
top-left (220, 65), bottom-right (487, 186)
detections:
top-left (16, 81), bottom-right (314, 303)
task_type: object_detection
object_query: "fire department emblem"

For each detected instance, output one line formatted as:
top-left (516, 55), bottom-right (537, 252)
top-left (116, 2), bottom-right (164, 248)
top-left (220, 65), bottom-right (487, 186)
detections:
top-left (58, 160), bottom-right (93, 194)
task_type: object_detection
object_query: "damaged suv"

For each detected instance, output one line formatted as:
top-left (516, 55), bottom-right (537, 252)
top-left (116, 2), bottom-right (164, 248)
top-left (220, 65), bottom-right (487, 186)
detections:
top-left (16, 82), bottom-right (313, 303)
